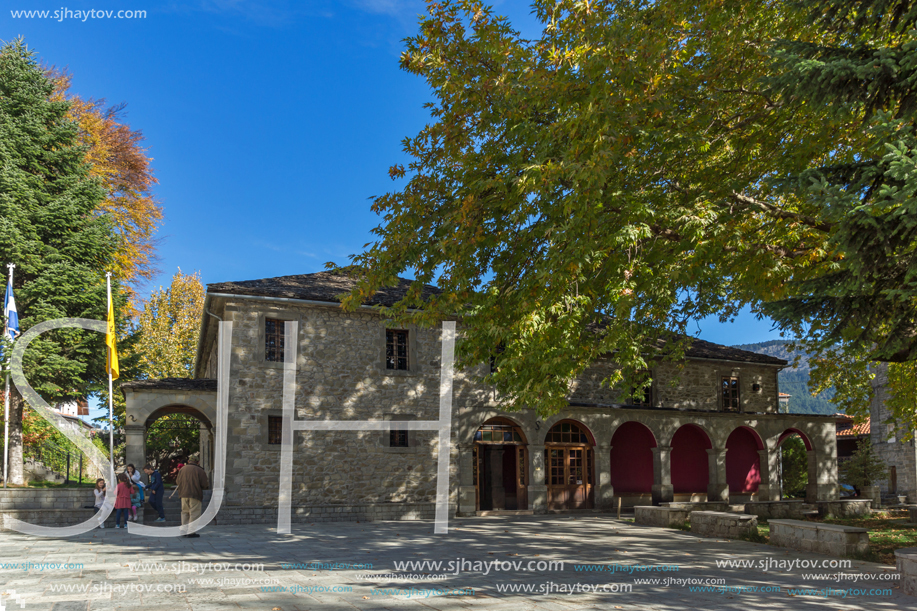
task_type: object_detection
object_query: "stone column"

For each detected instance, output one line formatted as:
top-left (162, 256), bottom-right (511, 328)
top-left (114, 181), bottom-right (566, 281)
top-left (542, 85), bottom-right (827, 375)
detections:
top-left (758, 448), bottom-right (779, 501)
top-left (806, 450), bottom-right (818, 503)
top-left (457, 443), bottom-right (477, 516)
top-left (595, 443), bottom-right (614, 510)
top-left (528, 444), bottom-right (547, 514)
top-left (200, 425), bottom-right (213, 482)
top-left (486, 446), bottom-right (506, 510)
top-left (652, 445), bottom-right (674, 505)
top-left (124, 425), bottom-right (146, 475)
top-left (707, 448), bottom-right (729, 502)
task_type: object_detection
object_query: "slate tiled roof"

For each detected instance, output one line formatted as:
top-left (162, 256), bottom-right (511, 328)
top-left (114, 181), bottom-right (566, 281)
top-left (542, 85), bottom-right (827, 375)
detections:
top-left (121, 378), bottom-right (217, 392)
top-left (207, 271), bottom-right (441, 308)
top-left (677, 337), bottom-right (787, 366)
top-left (207, 271), bottom-right (786, 366)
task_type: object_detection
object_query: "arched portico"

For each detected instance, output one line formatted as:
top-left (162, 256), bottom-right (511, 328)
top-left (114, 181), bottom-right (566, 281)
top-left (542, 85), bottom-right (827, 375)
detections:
top-left (121, 379), bottom-right (217, 481)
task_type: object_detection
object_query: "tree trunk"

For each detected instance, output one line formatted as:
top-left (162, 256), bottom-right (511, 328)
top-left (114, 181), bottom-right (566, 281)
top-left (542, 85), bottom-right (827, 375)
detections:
top-left (7, 390), bottom-right (24, 485)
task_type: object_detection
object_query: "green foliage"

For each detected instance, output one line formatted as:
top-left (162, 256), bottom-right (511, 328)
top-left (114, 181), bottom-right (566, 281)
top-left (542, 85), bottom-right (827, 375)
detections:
top-left (841, 438), bottom-right (888, 489)
top-left (759, 0), bottom-right (917, 427)
top-left (780, 435), bottom-right (809, 498)
top-left (0, 39), bottom-right (123, 400)
top-left (334, 0), bottom-right (842, 416)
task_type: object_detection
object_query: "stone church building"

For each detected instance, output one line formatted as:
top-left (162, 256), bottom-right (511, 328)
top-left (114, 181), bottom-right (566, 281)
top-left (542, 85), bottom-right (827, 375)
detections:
top-left (122, 272), bottom-right (839, 524)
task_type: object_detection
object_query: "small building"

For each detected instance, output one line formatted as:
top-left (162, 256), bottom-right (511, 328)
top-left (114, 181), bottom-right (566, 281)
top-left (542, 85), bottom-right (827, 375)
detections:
top-left (869, 366), bottom-right (917, 502)
top-left (121, 272), bottom-right (840, 524)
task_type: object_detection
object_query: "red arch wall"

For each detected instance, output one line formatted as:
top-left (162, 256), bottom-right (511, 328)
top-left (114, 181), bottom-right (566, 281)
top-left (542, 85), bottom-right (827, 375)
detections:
top-left (671, 425), bottom-right (711, 493)
top-left (726, 427), bottom-right (761, 493)
top-left (610, 422), bottom-right (656, 493)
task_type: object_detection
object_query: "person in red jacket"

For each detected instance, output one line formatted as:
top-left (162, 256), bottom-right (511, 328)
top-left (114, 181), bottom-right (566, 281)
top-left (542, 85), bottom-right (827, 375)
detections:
top-left (114, 472), bottom-right (132, 529)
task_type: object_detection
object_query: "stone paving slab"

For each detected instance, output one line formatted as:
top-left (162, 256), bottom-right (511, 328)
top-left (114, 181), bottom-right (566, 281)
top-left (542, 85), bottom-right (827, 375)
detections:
top-left (0, 515), bottom-right (909, 610)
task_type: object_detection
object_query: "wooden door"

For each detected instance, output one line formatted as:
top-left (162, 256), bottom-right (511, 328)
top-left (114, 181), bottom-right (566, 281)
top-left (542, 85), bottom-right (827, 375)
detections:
top-left (546, 446), bottom-right (594, 510)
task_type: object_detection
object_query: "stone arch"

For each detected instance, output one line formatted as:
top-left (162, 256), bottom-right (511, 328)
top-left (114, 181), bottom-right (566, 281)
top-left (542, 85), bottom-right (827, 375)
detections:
top-left (776, 427), bottom-right (816, 501)
top-left (122, 380), bottom-right (218, 482)
top-left (610, 421), bottom-right (657, 496)
top-left (725, 426), bottom-right (763, 497)
top-left (670, 424), bottom-right (712, 496)
top-left (543, 419), bottom-right (596, 510)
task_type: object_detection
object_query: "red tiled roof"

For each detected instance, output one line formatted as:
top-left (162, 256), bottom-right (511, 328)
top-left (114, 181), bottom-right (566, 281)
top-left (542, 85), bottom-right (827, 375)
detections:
top-left (836, 416), bottom-right (870, 437)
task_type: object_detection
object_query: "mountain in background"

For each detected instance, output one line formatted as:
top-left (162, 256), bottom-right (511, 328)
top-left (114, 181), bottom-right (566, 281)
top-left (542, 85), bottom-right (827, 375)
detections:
top-left (730, 340), bottom-right (837, 416)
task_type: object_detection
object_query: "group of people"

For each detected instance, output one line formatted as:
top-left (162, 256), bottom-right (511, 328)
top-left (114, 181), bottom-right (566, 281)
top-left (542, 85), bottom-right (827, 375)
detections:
top-left (87, 458), bottom-right (210, 538)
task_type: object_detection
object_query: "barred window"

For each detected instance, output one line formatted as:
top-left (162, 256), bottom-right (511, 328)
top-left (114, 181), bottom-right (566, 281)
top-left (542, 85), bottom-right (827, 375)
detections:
top-left (389, 429), bottom-right (409, 448)
top-left (268, 416), bottom-right (283, 445)
top-left (265, 318), bottom-right (285, 362)
top-left (386, 329), bottom-right (409, 370)
top-left (722, 377), bottom-right (740, 411)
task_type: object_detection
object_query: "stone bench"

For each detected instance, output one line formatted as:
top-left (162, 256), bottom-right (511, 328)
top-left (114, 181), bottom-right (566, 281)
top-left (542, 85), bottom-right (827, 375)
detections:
top-left (744, 500), bottom-right (818, 520)
top-left (896, 548), bottom-right (917, 597)
top-left (816, 499), bottom-right (872, 518)
top-left (634, 506), bottom-right (690, 528)
top-left (690, 511), bottom-right (758, 539)
top-left (769, 519), bottom-right (869, 557)
top-left (660, 501), bottom-right (729, 512)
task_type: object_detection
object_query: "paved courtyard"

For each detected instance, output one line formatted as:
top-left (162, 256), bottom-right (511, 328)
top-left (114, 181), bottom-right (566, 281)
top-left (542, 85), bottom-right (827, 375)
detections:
top-left (0, 515), bottom-right (909, 610)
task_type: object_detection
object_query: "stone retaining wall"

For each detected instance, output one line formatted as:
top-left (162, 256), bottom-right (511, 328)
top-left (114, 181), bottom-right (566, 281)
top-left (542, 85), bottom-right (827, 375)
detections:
top-left (634, 506), bottom-right (690, 528)
top-left (769, 519), bottom-right (869, 557)
top-left (690, 511), bottom-right (758, 538)
top-left (0, 489), bottom-right (99, 510)
top-left (745, 500), bottom-right (817, 520)
top-left (816, 499), bottom-right (872, 518)
top-left (896, 548), bottom-right (917, 597)
top-left (1, 501), bottom-right (441, 529)
top-left (662, 502), bottom-right (729, 512)
top-left (909, 507), bottom-right (917, 523)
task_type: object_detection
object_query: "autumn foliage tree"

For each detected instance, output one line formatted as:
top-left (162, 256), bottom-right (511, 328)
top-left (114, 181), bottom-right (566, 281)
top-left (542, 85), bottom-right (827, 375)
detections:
top-left (134, 269), bottom-right (205, 379)
top-left (48, 69), bottom-right (163, 309)
top-left (133, 270), bottom-right (206, 471)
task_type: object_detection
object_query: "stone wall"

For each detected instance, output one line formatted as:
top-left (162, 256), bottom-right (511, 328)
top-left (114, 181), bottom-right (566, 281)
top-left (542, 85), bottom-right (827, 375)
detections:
top-left (870, 365), bottom-right (917, 503)
top-left (770, 519), bottom-right (869, 557)
top-left (690, 511), bottom-right (758, 538)
top-left (218, 302), bottom-right (458, 512)
top-left (634, 506), bottom-right (689, 527)
top-left (897, 548), bottom-right (917, 597)
top-left (566, 357), bottom-right (780, 413)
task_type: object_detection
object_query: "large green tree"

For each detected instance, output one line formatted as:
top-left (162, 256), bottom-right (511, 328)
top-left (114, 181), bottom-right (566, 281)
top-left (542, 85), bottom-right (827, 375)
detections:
top-left (335, 0), bottom-right (856, 415)
top-left (0, 40), bottom-right (123, 484)
top-left (761, 0), bottom-right (917, 430)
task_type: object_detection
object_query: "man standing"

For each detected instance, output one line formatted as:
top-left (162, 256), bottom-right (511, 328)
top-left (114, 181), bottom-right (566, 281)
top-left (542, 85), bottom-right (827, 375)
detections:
top-left (143, 464), bottom-right (166, 522)
top-left (174, 456), bottom-right (209, 538)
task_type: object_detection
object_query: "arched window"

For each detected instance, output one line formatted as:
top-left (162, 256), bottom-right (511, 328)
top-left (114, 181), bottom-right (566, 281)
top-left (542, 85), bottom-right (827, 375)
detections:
top-left (545, 422), bottom-right (590, 444)
top-left (474, 422), bottom-right (524, 443)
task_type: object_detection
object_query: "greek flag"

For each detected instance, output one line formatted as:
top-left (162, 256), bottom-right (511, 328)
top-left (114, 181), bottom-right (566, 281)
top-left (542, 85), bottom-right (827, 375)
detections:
top-left (3, 276), bottom-right (17, 342)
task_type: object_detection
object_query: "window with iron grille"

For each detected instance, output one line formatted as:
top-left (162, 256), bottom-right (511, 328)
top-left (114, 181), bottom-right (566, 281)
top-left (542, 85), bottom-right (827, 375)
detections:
top-left (265, 318), bottom-right (285, 362)
top-left (267, 416), bottom-right (283, 445)
top-left (722, 376), bottom-right (740, 411)
top-left (386, 329), bottom-right (409, 370)
top-left (389, 428), bottom-right (409, 448)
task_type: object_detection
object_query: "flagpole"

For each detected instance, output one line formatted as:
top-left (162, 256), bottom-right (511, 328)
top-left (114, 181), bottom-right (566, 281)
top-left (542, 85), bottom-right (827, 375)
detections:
top-left (3, 263), bottom-right (15, 489)
top-left (106, 272), bottom-right (115, 483)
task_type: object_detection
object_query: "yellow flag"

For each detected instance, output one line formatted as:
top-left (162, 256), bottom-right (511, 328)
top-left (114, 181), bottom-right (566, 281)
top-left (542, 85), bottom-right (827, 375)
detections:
top-left (106, 279), bottom-right (119, 380)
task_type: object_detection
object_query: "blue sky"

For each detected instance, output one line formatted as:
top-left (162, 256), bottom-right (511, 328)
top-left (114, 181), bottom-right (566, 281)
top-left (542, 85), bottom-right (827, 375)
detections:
top-left (4, 1), bottom-right (783, 421)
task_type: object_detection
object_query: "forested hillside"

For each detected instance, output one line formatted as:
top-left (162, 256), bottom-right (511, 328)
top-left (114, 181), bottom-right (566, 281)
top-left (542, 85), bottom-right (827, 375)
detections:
top-left (731, 340), bottom-right (837, 415)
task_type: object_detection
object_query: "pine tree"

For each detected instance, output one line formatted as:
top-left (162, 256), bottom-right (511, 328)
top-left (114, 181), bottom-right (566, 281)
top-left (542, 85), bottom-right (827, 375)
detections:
top-left (0, 39), bottom-right (122, 485)
top-left (762, 1), bottom-right (917, 424)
